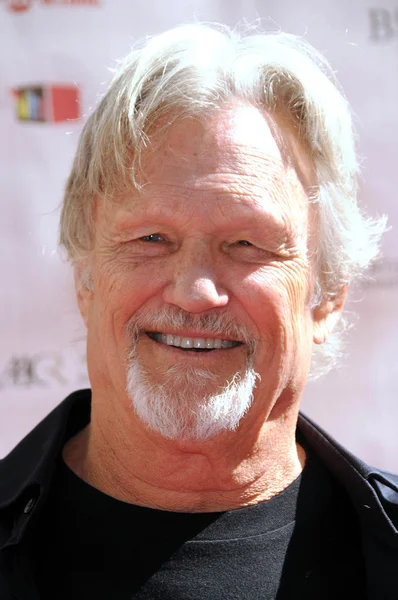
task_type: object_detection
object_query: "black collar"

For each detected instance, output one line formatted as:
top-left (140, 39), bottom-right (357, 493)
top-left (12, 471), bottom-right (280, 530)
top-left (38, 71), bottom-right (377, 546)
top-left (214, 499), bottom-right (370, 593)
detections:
top-left (0, 390), bottom-right (90, 550)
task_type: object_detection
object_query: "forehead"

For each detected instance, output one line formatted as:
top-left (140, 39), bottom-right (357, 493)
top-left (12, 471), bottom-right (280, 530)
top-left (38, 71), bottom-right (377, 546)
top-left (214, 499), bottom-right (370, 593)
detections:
top-left (101, 104), bottom-right (316, 234)
top-left (143, 104), bottom-right (314, 189)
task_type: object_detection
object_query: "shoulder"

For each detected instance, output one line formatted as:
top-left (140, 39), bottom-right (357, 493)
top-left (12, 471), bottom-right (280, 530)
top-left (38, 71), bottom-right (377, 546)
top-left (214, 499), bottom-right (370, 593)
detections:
top-left (0, 389), bottom-right (91, 513)
top-left (298, 413), bottom-right (398, 539)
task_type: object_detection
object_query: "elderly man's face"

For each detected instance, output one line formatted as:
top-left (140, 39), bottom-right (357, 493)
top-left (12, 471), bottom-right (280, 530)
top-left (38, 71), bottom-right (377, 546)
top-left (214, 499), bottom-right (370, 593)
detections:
top-left (78, 104), bottom-right (327, 441)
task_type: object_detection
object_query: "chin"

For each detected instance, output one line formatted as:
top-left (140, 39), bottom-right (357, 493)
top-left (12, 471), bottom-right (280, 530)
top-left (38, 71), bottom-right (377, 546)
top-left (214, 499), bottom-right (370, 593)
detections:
top-left (126, 357), bottom-right (260, 441)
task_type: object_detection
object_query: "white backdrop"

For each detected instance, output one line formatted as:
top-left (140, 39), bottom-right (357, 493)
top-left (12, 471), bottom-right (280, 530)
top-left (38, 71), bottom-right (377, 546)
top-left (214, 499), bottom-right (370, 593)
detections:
top-left (1, 0), bottom-right (397, 469)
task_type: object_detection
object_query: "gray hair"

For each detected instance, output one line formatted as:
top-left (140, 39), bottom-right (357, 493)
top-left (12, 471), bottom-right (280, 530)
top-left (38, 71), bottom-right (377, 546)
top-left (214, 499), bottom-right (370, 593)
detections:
top-left (60, 23), bottom-right (387, 377)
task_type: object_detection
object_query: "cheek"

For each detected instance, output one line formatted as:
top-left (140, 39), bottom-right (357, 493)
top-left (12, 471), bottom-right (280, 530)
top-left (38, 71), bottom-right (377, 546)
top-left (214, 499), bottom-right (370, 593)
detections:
top-left (239, 265), bottom-right (312, 342)
top-left (91, 256), bottom-right (168, 339)
top-left (271, 266), bottom-right (314, 365)
top-left (238, 271), bottom-right (286, 350)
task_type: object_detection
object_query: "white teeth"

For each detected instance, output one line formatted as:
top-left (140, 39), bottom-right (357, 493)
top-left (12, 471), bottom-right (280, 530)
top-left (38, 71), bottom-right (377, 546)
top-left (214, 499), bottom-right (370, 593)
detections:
top-left (193, 338), bottom-right (206, 348)
top-left (181, 337), bottom-right (193, 348)
top-left (151, 333), bottom-right (239, 350)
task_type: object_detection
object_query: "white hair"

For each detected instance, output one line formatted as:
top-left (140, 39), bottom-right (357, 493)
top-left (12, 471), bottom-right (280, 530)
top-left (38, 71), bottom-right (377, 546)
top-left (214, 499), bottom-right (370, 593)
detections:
top-left (60, 22), bottom-right (387, 377)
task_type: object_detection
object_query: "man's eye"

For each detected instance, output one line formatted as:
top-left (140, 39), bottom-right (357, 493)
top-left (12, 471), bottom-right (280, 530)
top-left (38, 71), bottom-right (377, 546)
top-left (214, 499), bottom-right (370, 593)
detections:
top-left (236, 240), bottom-right (253, 246)
top-left (140, 234), bottom-right (165, 243)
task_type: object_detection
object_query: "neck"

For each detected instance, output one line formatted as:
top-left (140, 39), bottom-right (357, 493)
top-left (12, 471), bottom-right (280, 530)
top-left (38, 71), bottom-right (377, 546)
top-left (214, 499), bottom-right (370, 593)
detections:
top-left (63, 394), bottom-right (306, 513)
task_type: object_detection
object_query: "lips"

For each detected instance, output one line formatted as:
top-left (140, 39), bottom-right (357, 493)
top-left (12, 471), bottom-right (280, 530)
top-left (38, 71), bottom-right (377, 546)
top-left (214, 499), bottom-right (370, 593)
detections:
top-left (146, 332), bottom-right (242, 351)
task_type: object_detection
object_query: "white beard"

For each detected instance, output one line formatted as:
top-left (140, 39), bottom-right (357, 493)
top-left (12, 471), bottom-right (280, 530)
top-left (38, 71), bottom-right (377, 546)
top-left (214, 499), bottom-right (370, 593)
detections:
top-left (124, 306), bottom-right (260, 441)
top-left (126, 356), bottom-right (259, 441)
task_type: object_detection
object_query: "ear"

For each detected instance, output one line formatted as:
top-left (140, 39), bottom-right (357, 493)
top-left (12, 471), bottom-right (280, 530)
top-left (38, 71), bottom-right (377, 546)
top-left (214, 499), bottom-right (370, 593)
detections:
top-left (312, 285), bottom-right (347, 345)
top-left (73, 263), bottom-right (94, 328)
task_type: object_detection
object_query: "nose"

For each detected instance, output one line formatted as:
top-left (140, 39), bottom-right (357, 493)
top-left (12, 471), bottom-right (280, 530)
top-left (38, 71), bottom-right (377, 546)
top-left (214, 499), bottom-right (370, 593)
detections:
top-left (163, 242), bottom-right (229, 314)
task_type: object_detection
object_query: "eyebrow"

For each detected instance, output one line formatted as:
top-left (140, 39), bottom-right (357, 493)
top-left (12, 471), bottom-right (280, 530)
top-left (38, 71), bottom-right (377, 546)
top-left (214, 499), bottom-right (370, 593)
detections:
top-left (108, 202), bottom-right (297, 253)
top-left (108, 171), bottom-right (307, 238)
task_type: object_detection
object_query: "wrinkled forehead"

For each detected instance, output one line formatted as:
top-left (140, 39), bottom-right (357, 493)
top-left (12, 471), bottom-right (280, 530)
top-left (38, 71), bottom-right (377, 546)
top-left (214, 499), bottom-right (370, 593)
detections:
top-left (140, 104), bottom-right (317, 192)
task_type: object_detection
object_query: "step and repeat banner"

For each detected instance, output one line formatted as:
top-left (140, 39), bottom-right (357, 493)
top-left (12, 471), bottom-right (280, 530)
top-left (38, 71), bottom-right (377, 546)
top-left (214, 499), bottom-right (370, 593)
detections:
top-left (1, 0), bottom-right (397, 468)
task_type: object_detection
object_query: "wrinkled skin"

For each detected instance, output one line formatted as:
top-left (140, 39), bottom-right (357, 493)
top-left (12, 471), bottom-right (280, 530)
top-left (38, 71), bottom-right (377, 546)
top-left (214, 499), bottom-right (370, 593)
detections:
top-left (67, 104), bottom-right (345, 511)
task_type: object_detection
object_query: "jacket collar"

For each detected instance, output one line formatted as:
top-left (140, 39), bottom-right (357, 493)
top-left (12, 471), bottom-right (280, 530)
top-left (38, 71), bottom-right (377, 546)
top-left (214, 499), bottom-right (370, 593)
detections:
top-left (298, 413), bottom-right (398, 541)
top-left (298, 413), bottom-right (398, 599)
top-left (0, 389), bottom-right (91, 550)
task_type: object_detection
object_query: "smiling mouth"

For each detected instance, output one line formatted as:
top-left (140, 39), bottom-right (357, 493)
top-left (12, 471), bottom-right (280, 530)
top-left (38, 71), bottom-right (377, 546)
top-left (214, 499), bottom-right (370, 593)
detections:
top-left (146, 332), bottom-right (242, 352)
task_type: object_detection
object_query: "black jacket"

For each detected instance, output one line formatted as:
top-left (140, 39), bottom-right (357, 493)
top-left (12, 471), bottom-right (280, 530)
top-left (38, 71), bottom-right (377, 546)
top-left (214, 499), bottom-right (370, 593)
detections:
top-left (0, 389), bottom-right (398, 599)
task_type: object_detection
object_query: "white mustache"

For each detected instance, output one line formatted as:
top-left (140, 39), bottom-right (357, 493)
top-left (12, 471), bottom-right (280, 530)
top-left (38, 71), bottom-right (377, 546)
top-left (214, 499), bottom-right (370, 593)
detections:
top-left (125, 306), bottom-right (257, 355)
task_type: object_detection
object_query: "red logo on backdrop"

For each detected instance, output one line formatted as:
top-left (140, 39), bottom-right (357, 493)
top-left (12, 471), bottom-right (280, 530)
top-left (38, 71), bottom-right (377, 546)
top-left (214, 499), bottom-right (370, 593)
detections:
top-left (12, 84), bottom-right (80, 123)
top-left (7, 0), bottom-right (99, 11)
top-left (8, 0), bottom-right (31, 11)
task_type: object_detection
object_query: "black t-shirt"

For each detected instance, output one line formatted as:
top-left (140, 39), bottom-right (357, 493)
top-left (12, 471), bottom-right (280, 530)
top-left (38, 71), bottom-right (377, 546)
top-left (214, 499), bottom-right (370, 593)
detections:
top-left (28, 442), bottom-right (366, 599)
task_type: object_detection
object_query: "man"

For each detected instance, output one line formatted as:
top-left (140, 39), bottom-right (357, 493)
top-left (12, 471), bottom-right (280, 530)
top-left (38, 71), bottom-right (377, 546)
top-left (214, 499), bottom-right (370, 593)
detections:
top-left (0, 23), bottom-right (396, 600)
